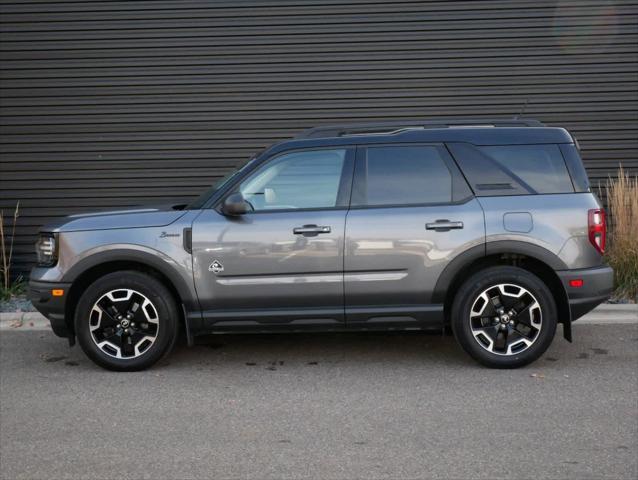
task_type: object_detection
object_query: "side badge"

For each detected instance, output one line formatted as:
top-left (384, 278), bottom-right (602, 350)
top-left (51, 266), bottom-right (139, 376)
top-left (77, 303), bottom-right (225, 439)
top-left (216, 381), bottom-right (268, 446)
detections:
top-left (208, 260), bottom-right (224, 274)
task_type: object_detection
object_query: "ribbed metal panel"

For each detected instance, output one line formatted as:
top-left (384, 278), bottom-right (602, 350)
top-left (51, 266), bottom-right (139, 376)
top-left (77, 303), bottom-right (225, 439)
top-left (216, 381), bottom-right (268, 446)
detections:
top-left (1, 0), bottom-right (637, 277)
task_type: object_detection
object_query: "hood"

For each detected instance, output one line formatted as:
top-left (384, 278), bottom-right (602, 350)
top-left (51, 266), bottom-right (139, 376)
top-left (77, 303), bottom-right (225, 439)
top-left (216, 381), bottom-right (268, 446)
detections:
top-left (42, 204), bottom-right (189, 233)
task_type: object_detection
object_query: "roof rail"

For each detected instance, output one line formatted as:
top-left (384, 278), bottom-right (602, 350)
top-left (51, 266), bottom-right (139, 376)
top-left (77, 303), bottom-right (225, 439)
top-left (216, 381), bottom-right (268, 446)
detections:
top-left (295, 118), bottom-right (545, 139)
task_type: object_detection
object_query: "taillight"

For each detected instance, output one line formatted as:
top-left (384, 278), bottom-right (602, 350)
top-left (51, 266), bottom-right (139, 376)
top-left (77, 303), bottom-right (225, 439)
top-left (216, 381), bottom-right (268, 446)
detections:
top-left (588, 208), bottom-right (606, 255)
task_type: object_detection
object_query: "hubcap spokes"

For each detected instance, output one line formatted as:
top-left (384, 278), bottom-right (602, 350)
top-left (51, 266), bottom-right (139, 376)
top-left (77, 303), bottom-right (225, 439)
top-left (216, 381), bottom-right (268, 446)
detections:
top-left (469, 284), bottom-right (542, 356)
top-left (89, 289), bottom-right (159, 359)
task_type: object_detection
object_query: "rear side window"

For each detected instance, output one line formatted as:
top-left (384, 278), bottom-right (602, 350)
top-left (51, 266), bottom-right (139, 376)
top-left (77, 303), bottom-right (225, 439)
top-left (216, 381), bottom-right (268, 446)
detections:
top-left (480, 145), bottom-right (574, 194)
top-left (559, 144), bottom-right (590, 192)
top-left (353, 146), bottom-right (453, 206)
top-left (447, 143), bottom-right (575, 196)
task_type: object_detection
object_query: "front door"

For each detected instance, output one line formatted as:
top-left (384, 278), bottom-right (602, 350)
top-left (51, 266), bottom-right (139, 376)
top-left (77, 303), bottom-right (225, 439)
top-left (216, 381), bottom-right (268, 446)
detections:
top-left (344, 144), bottom-right (485, 328)
top-left (192, 147), bottom-right (354, 329)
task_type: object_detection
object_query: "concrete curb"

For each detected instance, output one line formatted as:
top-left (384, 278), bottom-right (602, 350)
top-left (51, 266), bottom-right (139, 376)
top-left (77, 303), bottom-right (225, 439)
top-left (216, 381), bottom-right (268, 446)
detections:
top-left (0, 312), bottom-right (51, 330)
top-left (1, 304), bottom-right (636, 331)
top-left (575, 303), bottom-right (638, 324)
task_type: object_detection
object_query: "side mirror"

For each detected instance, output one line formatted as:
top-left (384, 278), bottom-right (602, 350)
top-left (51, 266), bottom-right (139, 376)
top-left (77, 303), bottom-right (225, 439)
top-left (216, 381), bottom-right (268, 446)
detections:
top-left (221, 192), bottom-right (251, 216)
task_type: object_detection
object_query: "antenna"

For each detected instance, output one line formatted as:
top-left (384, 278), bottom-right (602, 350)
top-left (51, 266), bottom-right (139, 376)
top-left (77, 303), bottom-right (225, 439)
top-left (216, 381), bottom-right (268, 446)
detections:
top-left (514, 98), bottom-right (529, 120)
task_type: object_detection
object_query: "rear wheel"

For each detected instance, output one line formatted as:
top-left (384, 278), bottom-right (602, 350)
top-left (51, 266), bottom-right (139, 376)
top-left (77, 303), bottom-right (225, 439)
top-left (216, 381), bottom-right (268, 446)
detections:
top-left (451, 266), bottom-right (557, 368)
top-left (75, 271), bottom-right (179, 371)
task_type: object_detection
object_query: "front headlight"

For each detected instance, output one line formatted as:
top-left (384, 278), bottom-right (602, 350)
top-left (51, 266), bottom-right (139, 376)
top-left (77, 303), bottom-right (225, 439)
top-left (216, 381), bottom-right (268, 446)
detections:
top-left (35, 233), bottom-right (58, 267)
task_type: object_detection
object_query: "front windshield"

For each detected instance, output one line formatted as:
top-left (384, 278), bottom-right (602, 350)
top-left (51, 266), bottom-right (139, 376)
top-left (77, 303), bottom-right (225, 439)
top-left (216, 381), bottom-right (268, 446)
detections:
top-left (187, 157), bottom-right (257, 209)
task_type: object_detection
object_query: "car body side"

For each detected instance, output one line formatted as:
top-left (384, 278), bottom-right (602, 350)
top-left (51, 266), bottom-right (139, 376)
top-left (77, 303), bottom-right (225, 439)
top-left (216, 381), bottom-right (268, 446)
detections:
top-left (28, 127), bottom-right (613, 344)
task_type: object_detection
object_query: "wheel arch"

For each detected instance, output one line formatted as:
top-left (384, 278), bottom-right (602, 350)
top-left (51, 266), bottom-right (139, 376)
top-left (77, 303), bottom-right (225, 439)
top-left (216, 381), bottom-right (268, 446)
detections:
top-left (62, 249), bottom-right (196, 338)
top-left (435, 241), bottom-right (572, 341)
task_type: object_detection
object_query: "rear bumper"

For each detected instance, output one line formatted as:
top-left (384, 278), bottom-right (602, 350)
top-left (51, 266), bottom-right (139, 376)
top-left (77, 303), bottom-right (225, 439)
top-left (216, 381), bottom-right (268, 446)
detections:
top-left (557, 265), bottom-right (614, 321)
top-left (28, 279), bottom-right (72, 338)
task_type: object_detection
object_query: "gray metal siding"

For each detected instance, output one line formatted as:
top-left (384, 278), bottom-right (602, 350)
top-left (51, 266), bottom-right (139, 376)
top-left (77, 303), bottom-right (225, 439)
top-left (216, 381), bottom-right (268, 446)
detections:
top-left (1, 0), bottom-right (637, 277)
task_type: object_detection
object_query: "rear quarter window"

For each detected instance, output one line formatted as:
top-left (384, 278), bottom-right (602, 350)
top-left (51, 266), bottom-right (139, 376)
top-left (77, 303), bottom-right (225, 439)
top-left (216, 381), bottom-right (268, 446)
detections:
top-left (559, 144), bottom-right (590, 192)
top-left (447, 143), bottom-right (575, 196)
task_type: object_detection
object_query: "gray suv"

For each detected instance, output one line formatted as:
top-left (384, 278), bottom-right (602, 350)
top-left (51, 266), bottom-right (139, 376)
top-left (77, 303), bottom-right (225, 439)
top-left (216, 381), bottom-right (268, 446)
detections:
top-left (28, 119), bottom-right (614, 371)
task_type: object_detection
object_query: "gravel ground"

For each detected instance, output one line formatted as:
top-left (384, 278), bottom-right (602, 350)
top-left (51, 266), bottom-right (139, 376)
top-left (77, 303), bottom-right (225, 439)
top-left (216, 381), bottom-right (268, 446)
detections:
top-left (0, 295), bottom-right (36, 313)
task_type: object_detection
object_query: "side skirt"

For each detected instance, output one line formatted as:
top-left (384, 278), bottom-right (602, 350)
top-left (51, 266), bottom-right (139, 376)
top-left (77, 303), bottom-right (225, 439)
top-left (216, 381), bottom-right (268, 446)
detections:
top-left (185, 305), bottom-right (444, 338)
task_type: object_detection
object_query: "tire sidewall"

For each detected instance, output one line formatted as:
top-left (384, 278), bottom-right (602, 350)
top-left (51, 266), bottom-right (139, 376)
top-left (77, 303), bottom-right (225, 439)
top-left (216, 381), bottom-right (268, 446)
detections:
top-left (451, 266), bottom-right (557, 368)
top-left (75, 271), bottom-right (179, 371)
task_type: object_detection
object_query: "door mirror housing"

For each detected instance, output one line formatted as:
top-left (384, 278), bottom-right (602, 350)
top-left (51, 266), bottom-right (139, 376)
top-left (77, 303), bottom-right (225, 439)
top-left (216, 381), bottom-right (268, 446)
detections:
top-left (221, 192), bottom-right (251, 216)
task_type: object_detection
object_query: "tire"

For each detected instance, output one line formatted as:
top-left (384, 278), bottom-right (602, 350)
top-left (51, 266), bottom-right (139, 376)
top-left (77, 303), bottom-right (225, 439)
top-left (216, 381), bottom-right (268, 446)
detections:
top-left (74, 271), bottom-right (179, 371)
top-left (451, 266), bottom-right (557, 369)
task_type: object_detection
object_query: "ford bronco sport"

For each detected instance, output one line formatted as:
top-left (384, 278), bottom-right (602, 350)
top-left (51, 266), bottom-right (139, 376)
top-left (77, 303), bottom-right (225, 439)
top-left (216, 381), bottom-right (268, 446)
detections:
top-left (29, 118), bottom-right (614, 371)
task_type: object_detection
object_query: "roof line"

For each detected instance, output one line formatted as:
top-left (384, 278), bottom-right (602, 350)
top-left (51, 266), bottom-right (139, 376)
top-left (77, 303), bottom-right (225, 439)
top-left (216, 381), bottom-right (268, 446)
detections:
top-left (295, 118), bottom-right (545, 139)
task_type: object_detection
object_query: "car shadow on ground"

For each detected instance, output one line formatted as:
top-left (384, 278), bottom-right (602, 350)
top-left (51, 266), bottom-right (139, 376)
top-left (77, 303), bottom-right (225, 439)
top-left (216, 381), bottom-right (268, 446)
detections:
top-left (167, 329), bottom-right (478, 369)
top-left (28, 329), bottom-right (479, 371)
top-left (29, 323), bottom-right (607, 373)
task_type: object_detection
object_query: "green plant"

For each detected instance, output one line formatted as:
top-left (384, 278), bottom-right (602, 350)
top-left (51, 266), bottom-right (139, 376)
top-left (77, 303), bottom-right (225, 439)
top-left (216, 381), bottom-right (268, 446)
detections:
top-left (605, 167), bottom-right (638, 300)
top-left (0, 276), bottom-right (25, 302)
top-left (0, 202), bottom-right (23, 301)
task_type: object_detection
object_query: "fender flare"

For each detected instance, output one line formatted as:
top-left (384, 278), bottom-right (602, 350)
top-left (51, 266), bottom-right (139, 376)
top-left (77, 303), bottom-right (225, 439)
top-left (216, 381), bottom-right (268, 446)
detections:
top-left (432, 240), bottom-right (569, 311)
top-left (432, 243), bottom-right (485, 304)
top-left (62, 247), bottom-right (197, 311)
top-left (484, 240), bottom-right (569, 270)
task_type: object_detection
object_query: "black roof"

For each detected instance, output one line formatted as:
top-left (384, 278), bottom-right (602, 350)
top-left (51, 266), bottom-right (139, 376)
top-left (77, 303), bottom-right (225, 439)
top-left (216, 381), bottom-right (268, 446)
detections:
top-left (263, 118), bottom-right (574, 157)
top-left (295, 118), bottom-right (546, 139)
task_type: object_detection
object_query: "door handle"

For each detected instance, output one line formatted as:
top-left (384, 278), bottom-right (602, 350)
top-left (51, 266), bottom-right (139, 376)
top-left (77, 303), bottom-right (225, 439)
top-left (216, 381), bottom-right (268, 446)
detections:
top-left (426, 220), bottom-right (464, 232)
top-left (293, 225), bottom-right (331, 236)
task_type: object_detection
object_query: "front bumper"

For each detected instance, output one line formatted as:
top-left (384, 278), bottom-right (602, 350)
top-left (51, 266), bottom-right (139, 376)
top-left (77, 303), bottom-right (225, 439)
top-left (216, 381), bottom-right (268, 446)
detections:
top-left (558, 265), bottom-right (614, 321)
top-left (28, 280), bottom-right (72, 338)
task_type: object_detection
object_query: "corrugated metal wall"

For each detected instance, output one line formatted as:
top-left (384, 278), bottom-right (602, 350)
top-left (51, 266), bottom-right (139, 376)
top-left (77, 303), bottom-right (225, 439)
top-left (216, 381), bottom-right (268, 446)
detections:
top-left (1, 0), bottom-right (637, 277)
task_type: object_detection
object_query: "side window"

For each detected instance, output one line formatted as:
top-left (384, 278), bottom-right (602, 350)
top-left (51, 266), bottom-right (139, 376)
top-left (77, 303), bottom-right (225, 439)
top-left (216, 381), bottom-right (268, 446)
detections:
top-left (560, 144), bottom-right (590, 192)
top-left (353, 146), bottom-right (453, 206)
top-left (239, 149), bottom-right (346, 211)
top-left (448, 143), bottom-right (575, 196)
top-left (479, 145), bottom-right (574, 194)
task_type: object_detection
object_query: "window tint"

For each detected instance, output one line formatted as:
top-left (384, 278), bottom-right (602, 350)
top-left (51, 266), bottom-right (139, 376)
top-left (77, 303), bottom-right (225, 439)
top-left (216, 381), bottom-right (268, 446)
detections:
top-left (356, 146), bottom-right (453, 206)
top-left (560, 144), bottom-right (590, 192)
top-left (479, 145), bottom-right (574, 194)
top-left (239, 149), bottom-right (346, 210)
top-left (446, 143), bottom-right (531, 196)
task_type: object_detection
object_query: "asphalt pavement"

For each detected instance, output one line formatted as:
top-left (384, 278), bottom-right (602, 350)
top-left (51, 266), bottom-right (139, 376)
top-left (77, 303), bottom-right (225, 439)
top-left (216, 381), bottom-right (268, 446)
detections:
top-left (1, 324), bottom-right (637, 480)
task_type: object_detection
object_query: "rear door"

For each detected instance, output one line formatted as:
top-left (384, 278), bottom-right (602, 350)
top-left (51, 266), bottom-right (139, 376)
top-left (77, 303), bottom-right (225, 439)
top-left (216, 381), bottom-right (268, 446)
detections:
top-left (344, 144), bottom-right (485, 328)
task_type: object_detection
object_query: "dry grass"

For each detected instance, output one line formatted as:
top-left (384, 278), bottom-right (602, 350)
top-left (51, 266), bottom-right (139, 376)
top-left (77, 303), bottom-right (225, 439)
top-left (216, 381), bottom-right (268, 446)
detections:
top-left (605, 167), bottom-right (638, 301)
top-left (0, 202), bottom-right (24, 301)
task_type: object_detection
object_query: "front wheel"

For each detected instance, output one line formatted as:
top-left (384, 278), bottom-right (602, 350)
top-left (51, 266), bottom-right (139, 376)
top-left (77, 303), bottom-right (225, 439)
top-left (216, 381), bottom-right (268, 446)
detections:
top-left (75, 271), bottom-right (179, 371)
top-left (451, 266), bottom-right (557, 368)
